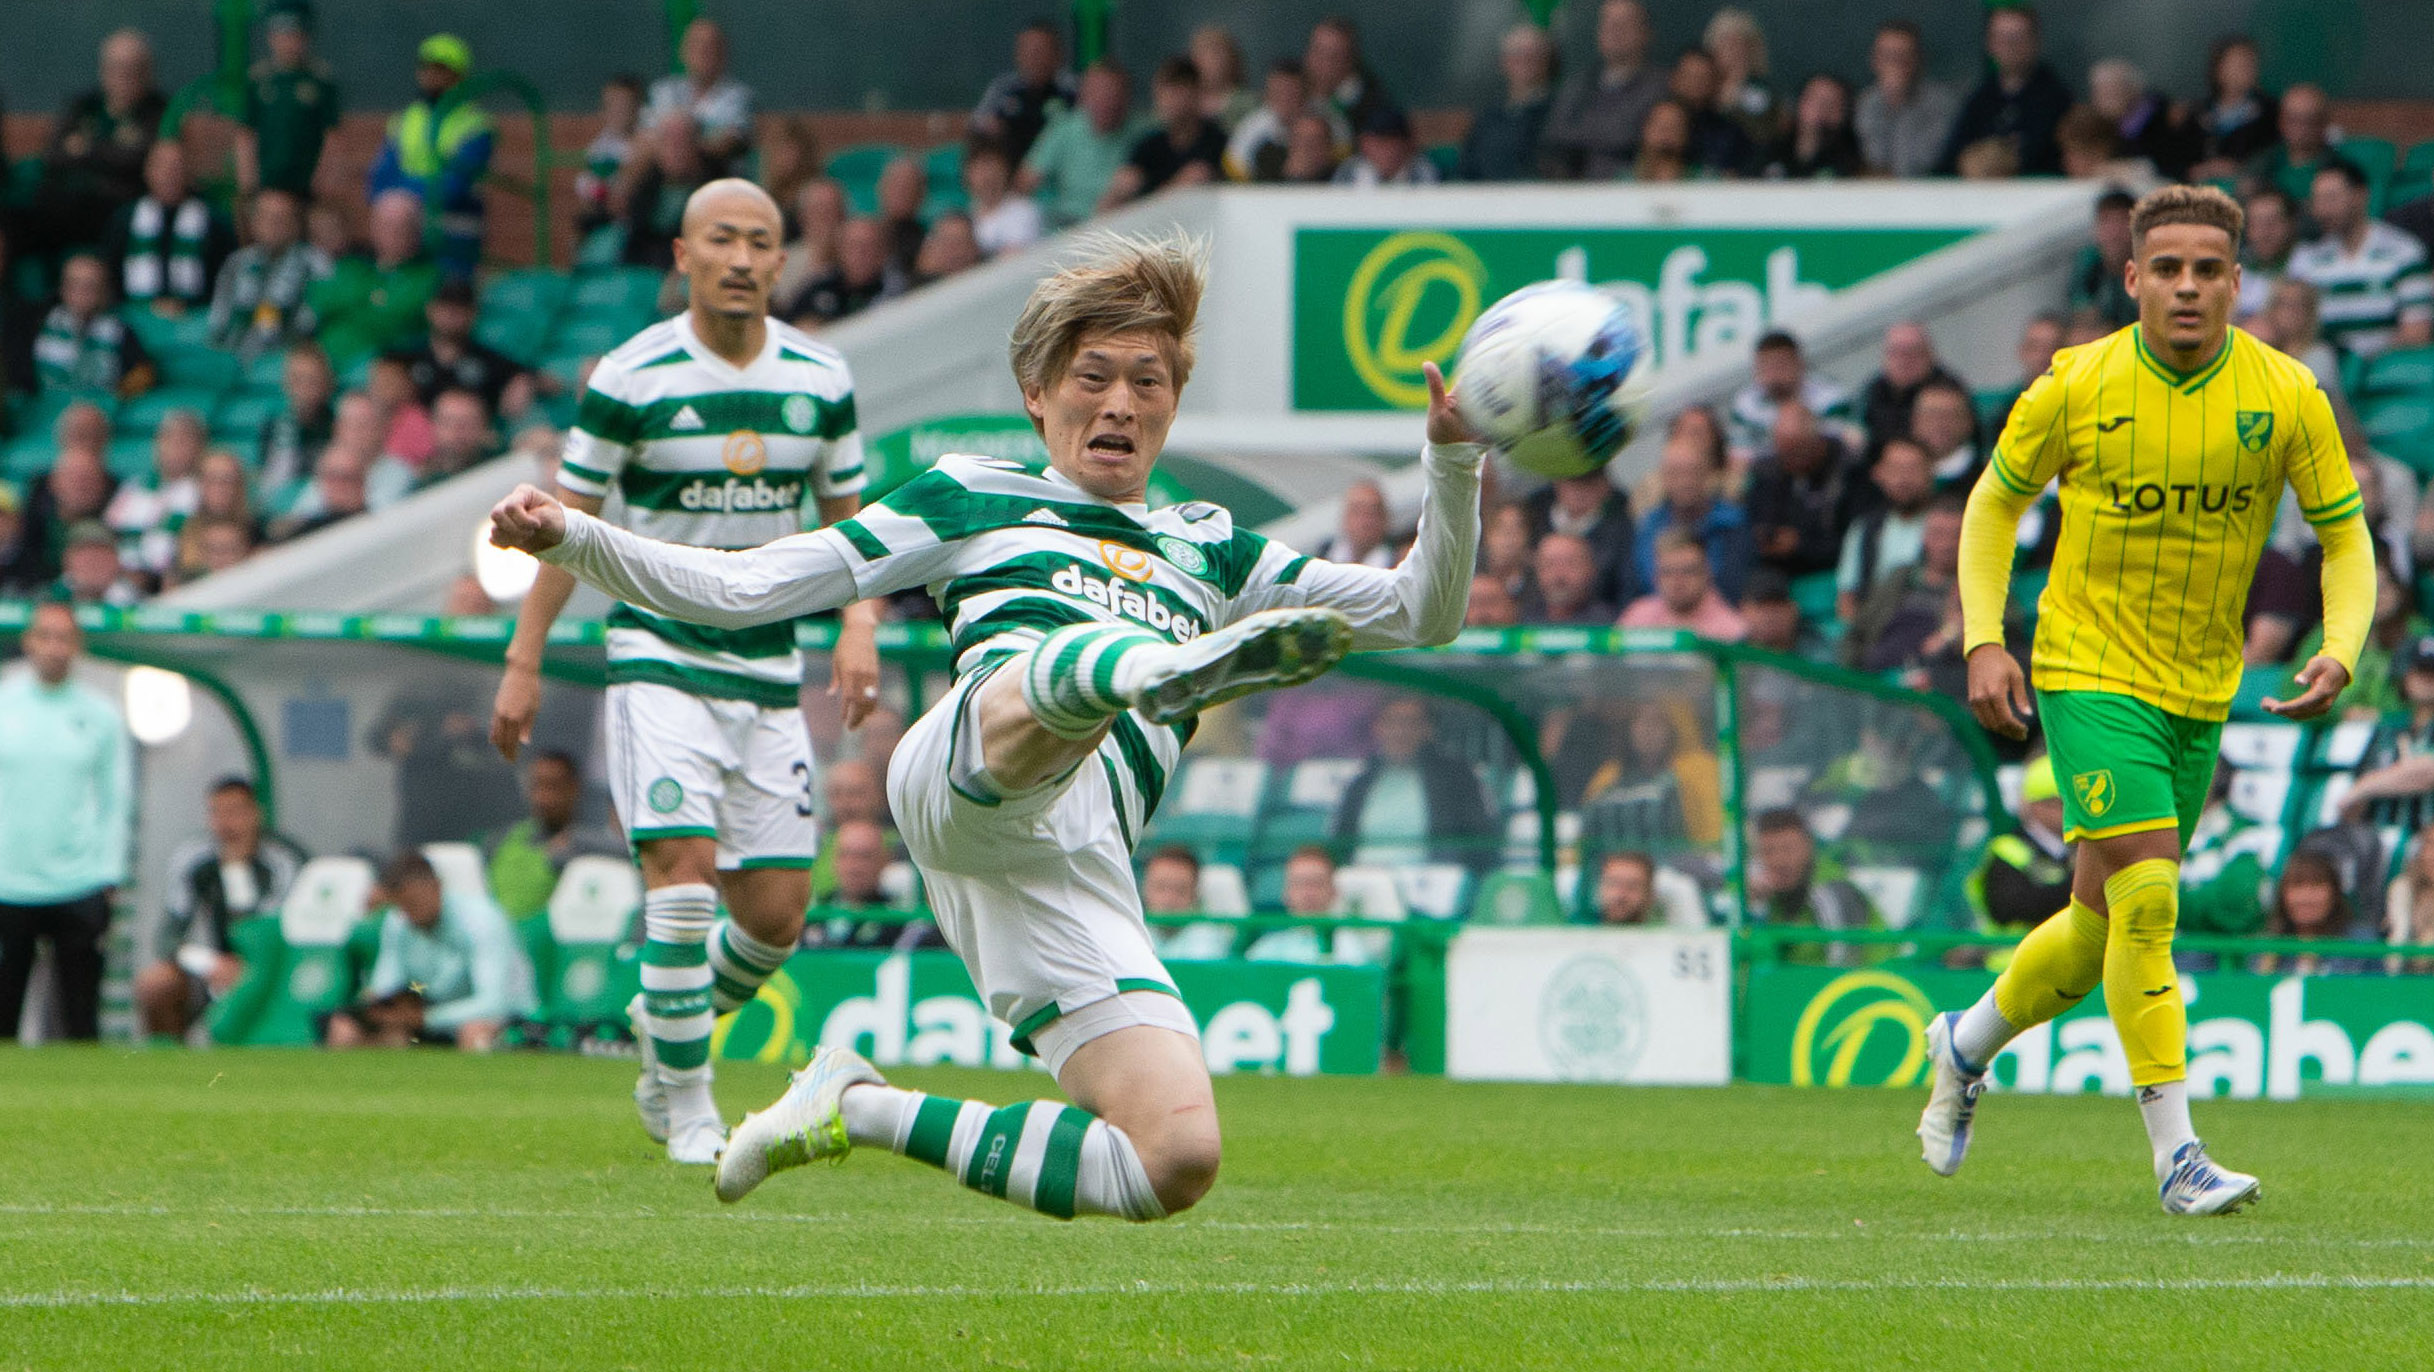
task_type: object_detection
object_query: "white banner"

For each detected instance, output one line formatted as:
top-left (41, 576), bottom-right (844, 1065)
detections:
top-left (1446, 927), bottom-right (1731, 1084)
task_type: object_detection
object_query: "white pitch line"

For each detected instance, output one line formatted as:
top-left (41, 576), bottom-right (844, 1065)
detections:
top-left (8, 1274), bottom-right (2434, 1311)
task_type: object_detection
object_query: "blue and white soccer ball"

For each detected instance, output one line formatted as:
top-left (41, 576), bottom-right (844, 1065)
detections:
top-left (1452, 280), bottom-right (1654, 480)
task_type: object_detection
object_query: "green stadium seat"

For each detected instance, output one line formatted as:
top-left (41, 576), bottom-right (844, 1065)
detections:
top-left (213, 856), bottom-right (375, 1047)
top-left (1425, 143), bottom-right (1462, 179)
top-left (1251, 757), bottom-right (1364, 863)
top-left (238, 347), bottom-right (289, 391)
top-left (103, 434), bottom-right (154, 478)
top-left (116, 383), bottom-right (222, 436)
top-left (1, 432), bottom-right (54, 481)
top-left (2361, 394), bottom-right (2434, 476)
top-left (210, 389), bottom-right (281, 439)
top-left (1142, 756), bottom-right (1270, 865)
top-left (544, 317), bottom-right (631, 364)
top-left (475, 307), bottom-right (551, 365)
top-left (542, 855), bottom-right (642, 1026)
top-left (480, 268), bottom-right (570, 321)
top-left (1973, 386), bottom-right (2019, 434)
top-left (2359, 346), bottom-right (2434, 398)
top-left (2338, 135), bottom-right (2397, 177)
top-left (924, 142), bottom-right (968, 214)
top-left (149, 341), bottom-right (241, 393)
top-left (565, 266), bottom-right (663, 323)
top-left (6, 389), bottom-right (73, 442)
top-left (826, 143), bottom-right (900, 216)
top-left (574, 223), bottom-right (627, 270)
top-left (1470, 871), bottom-right (1565, 925)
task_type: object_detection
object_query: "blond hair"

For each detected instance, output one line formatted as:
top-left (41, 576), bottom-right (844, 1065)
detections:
top-left (2132, 183), bottom-right (2244, 254)
top-left (1008, 231), bottom-right (1208, 402)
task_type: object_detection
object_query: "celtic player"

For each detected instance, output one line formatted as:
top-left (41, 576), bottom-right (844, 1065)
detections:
top-left (489, 180), bottom-right (881, 1164)
top-left (1918, 185), bottom-right (2373, 1214)
top-left (489, 233), bottom-right (1482, 1219)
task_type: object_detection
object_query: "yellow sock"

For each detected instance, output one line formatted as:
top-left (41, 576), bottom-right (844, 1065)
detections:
top-left (2102, 858), bottom-right (2186, 1087)
top-left (1991, 899), bottom-right (2107, 1029)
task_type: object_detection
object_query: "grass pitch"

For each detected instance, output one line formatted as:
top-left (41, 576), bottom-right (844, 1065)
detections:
top-left (5, 1049), bottom-right (2432, 1370)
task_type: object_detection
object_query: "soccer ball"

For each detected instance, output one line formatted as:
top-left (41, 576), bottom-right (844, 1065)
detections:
top-left (1452, 280), bottom-right (1653, 480)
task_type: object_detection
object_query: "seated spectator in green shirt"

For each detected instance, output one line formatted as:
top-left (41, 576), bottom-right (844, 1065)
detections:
top-left (309, 189), bottom-right (440, 367)
top-left (485, 750), bottom-right (622, 923)
top-left (323, 849), bottom-right (534, 1053)
top-left (1016, 60), bottom-right (1147, 229)
top-left (1747, 807), bottom-right (1879, 966)
top-left (33, 253), bottom-right (154, 400)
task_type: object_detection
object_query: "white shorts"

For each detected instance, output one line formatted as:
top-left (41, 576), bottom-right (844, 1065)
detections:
top-left (605, 680), bottom-right (819, 870)
top-left (887, 664), bottom-right (1199, 1069)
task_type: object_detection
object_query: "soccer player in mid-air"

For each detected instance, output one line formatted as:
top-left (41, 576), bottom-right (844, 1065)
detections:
top-left (489, 179), bottom-right (882, 1164)
top-left (1918, 185), bottom-right (2372, 1214)
top-left (489, 233), bottom-right (1483, 1220)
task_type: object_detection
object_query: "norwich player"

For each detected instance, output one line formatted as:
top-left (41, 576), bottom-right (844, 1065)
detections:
top-left (1916, 185), bottom-right (2374, 1215)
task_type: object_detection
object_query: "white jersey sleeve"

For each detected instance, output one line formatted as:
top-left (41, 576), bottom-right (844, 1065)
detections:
top-left (1226, 441), bottom-right (1484, 650)
top-left (554, 351), bottom-right (639, 501)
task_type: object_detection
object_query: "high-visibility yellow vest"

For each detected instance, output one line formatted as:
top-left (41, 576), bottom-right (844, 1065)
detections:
top-left (389, 98), bottom-right (492, 180)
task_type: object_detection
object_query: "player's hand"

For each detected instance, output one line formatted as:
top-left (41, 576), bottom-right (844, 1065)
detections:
top-left (208, 954), bottom-right (244, 996)
top-left (1965, 643), bottom-right (2032, 741)
top-left (831, 608), bottom-right (882, 730)
top-left (2263, 655), bottom-right (2350, 721)
top-left (490, 661), bottom-right (541, 762)
top-left (488, 484), bottom-right (567, 554)
top-left (1422, 361), bottom-right (1479, 447)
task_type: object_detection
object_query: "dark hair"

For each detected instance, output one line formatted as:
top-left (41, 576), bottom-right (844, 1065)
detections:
top-left (1754, 329), bottom-right (1802, 355)
top-left (1754, 807), bottom-right (1811, 837)
top-left (1145, 843), bottom-right (1201, 876)
top-left (2095, 188), bottom-right (2138, 215)
top-left (2245, 186), bottom-right (2298, 219)
top-left (1154, 55), bottom-right (1201, 88)
top-left (963, 135), bottom-right (1013, 169)
top-left (1876, 18), bottom-right (1922, 45)
top-left (1288, 842), bottom-right (1336, 868)
top-left (1315, 15), bottom-right (1360, 47)
top-left (1917, 374), bottom-right (1973, 405)
top-left (2316, 156), bottom-right (2370, 192)
top-left (1019, 18), bottom-right (1059, 40)
top-left (1267, 57), bottom-right (1305, 81)
top-left (1601, 850), bottom-right (1656, 882)
top-left (2270, 849), bottom-right (2353, 938)
top-left (529, 748), bottom-right (580, 777)
top-left (380, 850), bottom-right (438, 888)
top-left (605, 72), bottom-right (646, 99)
top-left (2204, 34), bottom-right (2258, 101)
top-left (209, 775), bottom-right (257, 801)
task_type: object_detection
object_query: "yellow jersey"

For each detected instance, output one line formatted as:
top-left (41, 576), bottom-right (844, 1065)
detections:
top-left (1980, 325), bottom-right (2358, 721)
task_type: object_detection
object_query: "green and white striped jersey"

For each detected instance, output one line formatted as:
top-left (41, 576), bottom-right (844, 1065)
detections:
top-left (538, 445), bottom-right (1486, 846)
top-left (556, 314), bottom-right (866, 706)
top-left (2287, 221), bottom-right (2434, 360)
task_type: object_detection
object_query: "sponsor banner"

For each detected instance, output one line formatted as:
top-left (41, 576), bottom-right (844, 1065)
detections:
top-left (1747, 963), bottom-right (2434, 1099)
top-left (714, 950), bottom-right (1383, 1076)
top-left (1293, 225), bottom-right (1974, 411)
top-left (1446, 927), bottom-right (1731, 1084)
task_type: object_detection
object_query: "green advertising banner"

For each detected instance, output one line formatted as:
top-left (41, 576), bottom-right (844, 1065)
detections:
top-left (1745, 963), bottom-right (2434, 1099)
top-left (1293, 226), bottom-right (1976, 411)
top-left (711, 950), bottom-right (1384, 1076)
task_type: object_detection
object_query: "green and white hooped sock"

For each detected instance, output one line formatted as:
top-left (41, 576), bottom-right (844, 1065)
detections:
top-left (1019, 622), bottom-right (1168, 739)
top-left (639, 884), bottom-right (718, 1098)
top-left (708, 919), bottom-right (793, 1015)
top-left (840, 1084), bottom-right (1165, 1221)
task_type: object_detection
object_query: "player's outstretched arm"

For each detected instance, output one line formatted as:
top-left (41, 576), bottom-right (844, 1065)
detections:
top-left (2266, 509), bottom-right (2372, 720)
top-left (1956, 467), bottom-right (2039, 740)
top-left (489, 484), bottom-right (863, 629)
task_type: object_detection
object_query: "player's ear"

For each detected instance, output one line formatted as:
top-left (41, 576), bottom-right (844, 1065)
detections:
top-left (1021, 385), bottom-right (1046, 430)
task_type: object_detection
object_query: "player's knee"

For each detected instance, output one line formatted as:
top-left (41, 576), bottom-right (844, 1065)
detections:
top-left (1141, 1128), bottom-right (1223, 1215)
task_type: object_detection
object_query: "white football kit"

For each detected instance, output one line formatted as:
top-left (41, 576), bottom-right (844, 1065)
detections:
top-left (538, 443), bottom-right (1482, 1069)
top-left (555, 315), bottom-right (865, 866)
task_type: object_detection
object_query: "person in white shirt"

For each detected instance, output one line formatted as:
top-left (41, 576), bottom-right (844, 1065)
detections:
top-left (644, 18), bottom-right (753, 170)
top-left (962, 139), bottom-right (1041, 258)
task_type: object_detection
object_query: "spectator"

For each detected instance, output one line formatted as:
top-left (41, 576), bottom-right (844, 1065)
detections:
top-left (1319, 479), bottom-right (1394, 567)
top-left (1466, 573), bottom-right (1520, 629)
top-left (1244, 845), bottom-right (1342, 964)
top-left (1982, 312), bottom-right (2067, 445)
top-left (2387, 826), bottom-right (2434, 975)
top-left (2191, 35), bottom-right (2278, 179)
top-left (1747, 807), bottom-right (1876, 965)
top-left (368, 35), bottom-right (493, 280)
top-left (176, 514), bottom-right (255, 585)
top-left (1741, 567), bottom-right (1823, 658)
top-left (1576, 698), bottom-right (1722, 847)
top-left (775, 178), bottom-right (849, 306)
top-left (1303, 16), bottom-right (1397, 135)
top-left (174, 452), bottom-right (260, 580)
top-left (1845, 494), bottom-right (1966, 672)
top-left (238, 1), bottom-right (340, 199)
top-left (1191, 25), bottom-right (1254, 128)
top-left (1334, 105), bottom-right (1441, 188)
top-left (134, 776), bottom-right (303, 1040)
top-left (107, 140), bottom-right (233, 317)
top-left (1636, 432), bottom-right (1752, 603)
top-left (2340, 637), bottom-right (2434, 831)
top-left (1974, 754), bottom-right (2072, 941)
top-left (1746, 402), bottom-right (1861, 579)
top-left (2088, 57), bottom-right (2196, 180)
top-left (1855, 20), bottom-right (1958, 178)
top-left (34, 253), bottom-right (154, 399)
top-left (0, 483), bottom-right (31, 595)
top-left (311, 190), bottom-right (441, 367)
top-left (104, 406), bottom-right (204, 582)
top-left (2236, 188), bottom-right (2301, 321)
top-left (1621, 528), bottom-right (1749, 640)
top-left (56, 521), bottom-right (141, 606)
top-left (822, 821), bottom-right (932, 951)
top-left (2249, 278), bottom-right (2342, 397)
top-left (2290, 159), bottom-right (2434, 360)
top-left (1837, 434), bottom-right (1936, 621)
top-left (366, 353), bottom-right (434, 469)
top-left (808, 757), bottom-right (894, 898)
top-left (2252, 849), bottom-right (2371, 976)
top-left (256, 341), bottom-right (335, 498)
top-left (207, 190), bottom-right (328, 360)
top-left (1519, 531), bottom-right (1616, 625)
top-left (1103, 57), bottom-right (1226, 212)
top-left (1911, 378), bottom-right (1984, 491)
top-left (2068, 190), bottom-right (2141, 332)
top-left (1704, 8), bottom-right (1781, 145)
top-left (1593, 851), bottom-right (1660, 925)
top-left (1330, 696), bottom-right (1498, 876)
top-left (621, 110), bottom-right (711, 272)
top-left (29, 29), bottom-right (165, 256)
top-left (401, 279), bottom-right (532, 420)
top-left (484, 749), bottom-right (618, 924)
top-left (1543, 0), bottom-right (1662, 180)
top-left (1935, 5), bottom-right (2072, 177)
top-left (1280, 112), bottom-right (1344, 184)
top-left (2053, 103), bottom-right (2149, 189)
top-left (912, 213), bottom-right (981, 287)
top-left (645, 18), bottom-right (754, 171)
top-left (1459, 25), bottom-right (1557, 182)
top-left (0, 602), bottom-right (131, 1042)
top-left (1019, 60), bottom-right (1144, 230)
top-left (786, 216), bottom-right (902, 326)
top-left (1225, 60), bottom-right (1320, 183)
top-left (1758, 75), bottom-right (1863, 181)
top-left (575, 74), bottom-right (645, 232)
top-left (1727, 330), bottom-right (1855, 466)
top-left (270, 442), bottom-right (368, 543)
top-left (22, 426), bottom-right (117, 585)
top-left (875, 155), bottom-right (928, 277)
top-left (1523, 468), bottom-right (1637, 607)
top-left (1146, 844), bottom-right (1240, 961)
top-left (962, 141), bottom-right (1041, 258)
top-left (1666, 48), bottom-right (1754, 177)
top-left (402, 387), bottom-right (498, 494)
top-left (325, 850), bottom-right (534, 1052)
top-left (2291, 547), bottom-right (2421, 719)
top-left (970, 19), bottom-right (1076, 168)
top-left (2244, 83), bottom-right (2333, 205)
top-left (305, 199), bottom-right (353, 261)
top-left (1857, 321), bottom-right (1964, 455)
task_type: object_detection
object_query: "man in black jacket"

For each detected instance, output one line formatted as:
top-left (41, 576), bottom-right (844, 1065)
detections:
top-left (1934, 6), bottom-right (2073, 176)
top-left (132, 777), bottom-right (305, 1040)
top-left (1745, 403), bottom-right (1861, 579)
top-left (1522, 468), bottom-right (1638, 608)
top-left (1330, 697), bottom-right (1498, 877)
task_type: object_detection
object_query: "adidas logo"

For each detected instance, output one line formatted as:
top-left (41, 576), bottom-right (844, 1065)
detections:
top-left (670, 405), bottom-right (705, 431)
top-left (1023, 507), bottom-right (1070, 528)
